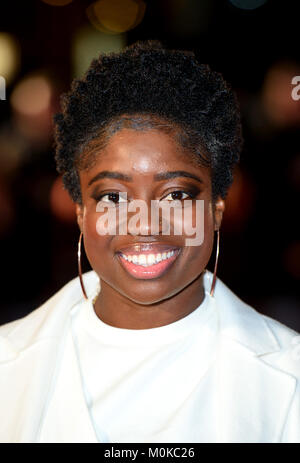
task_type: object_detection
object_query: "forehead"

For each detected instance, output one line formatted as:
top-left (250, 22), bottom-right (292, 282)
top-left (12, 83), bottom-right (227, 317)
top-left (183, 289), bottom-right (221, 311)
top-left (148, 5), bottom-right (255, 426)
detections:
top-left (81, 128), bottom-right (209, 178)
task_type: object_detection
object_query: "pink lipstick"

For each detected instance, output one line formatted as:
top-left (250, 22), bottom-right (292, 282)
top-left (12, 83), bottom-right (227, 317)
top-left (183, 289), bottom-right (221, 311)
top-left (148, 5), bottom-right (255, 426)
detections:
top-left (116, 244), bottom-right (181, 279)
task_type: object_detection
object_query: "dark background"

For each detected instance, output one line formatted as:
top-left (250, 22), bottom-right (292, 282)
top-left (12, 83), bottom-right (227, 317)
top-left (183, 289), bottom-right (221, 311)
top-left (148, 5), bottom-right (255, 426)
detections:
top-left (0, 0), bottom-right (299, 330)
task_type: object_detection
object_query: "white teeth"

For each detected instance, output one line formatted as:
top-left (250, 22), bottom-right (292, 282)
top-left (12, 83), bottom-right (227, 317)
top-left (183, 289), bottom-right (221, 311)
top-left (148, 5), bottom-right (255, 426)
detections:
top-left (121, 250), bottom-right (177, 266)
top-left (147, 254), bottom-right (156, 265)
top-left (138, 254), bottom-right (147, 265)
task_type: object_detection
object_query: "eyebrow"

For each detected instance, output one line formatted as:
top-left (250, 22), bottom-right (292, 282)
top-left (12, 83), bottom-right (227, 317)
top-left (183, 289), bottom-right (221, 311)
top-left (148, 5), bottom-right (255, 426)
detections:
top-left (154, 171), bottom-right (203, 183)
top-left (88, 171), bottom-right (131, 186)
top-left (88, 170), bottom-right (203, 187)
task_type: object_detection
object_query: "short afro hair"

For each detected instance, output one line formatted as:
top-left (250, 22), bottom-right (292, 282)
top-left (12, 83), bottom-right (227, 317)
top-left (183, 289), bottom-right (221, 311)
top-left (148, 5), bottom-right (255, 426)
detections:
top-left (53, 39), bottom-right (243, 205)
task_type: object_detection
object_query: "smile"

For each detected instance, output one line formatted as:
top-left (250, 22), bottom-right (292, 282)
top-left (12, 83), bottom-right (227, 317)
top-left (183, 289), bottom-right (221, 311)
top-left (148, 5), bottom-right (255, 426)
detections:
top-left (116, 245), bottom-right (181, 279)
top-left (120, 250), bottom-right (176, 266)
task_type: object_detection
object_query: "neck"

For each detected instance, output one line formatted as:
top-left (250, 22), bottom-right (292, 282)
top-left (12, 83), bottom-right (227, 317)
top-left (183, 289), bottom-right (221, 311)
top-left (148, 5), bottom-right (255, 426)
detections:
top-left (93, 272), bottom-right (206, 329)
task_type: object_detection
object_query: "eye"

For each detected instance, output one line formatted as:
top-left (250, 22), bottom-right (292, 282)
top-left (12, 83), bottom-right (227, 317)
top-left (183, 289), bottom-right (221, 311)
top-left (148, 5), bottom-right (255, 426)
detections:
top-left (97, 192), bottom-right (128, 204)
top-left (162, 191), bottom-right (193, 201)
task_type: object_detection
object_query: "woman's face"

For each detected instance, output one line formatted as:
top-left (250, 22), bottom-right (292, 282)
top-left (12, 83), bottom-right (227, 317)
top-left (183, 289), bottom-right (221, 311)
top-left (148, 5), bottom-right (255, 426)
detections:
top-left (76, 128), bottom-right (225, 306)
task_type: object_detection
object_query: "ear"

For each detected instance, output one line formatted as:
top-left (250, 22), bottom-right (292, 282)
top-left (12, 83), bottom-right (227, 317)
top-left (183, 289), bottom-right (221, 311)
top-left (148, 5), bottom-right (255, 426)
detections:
top-left (214, 197), bottom-right (225, 231)
top-left (75, 203), bottom-right (84, 233)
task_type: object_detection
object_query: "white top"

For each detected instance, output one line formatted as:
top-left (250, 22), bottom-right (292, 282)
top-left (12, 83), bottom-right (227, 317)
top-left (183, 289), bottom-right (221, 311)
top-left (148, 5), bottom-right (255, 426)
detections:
top-left (2, 270), bottom-right (300, 443)
top-left (70, 288), bottom-right (220, 443)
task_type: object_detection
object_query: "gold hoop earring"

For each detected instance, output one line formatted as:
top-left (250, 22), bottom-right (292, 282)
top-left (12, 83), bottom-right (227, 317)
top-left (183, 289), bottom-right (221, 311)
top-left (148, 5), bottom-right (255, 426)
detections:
top-left (78, 231), bottom-right (88, 300)
top-left (210, 228), bottom-right (220, 298)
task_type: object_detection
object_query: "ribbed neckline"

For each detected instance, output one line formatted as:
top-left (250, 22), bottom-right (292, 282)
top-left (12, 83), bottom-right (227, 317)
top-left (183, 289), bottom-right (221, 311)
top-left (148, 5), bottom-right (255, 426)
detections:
top-left (74, 288), bottom-right (217, 347)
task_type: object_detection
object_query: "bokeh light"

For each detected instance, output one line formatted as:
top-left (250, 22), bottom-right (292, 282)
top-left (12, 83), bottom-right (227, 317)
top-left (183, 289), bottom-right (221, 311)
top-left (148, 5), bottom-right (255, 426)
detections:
top-left (11, 74), bottom-right (52, 116)
top-left (86, 0), bottom-right (146, 34)
top-left (0, 32), bottom-right (20, 84)
top-left (72, 25), bottom-right (125, 78)
top-left (0, 125), bottom-right (29, 174)
top-left (10, 73), bottom-right (54, 143)
top-left (261, 61), bottom-right (300, 129)
top-left (49, 176), bottom-right (76, 222)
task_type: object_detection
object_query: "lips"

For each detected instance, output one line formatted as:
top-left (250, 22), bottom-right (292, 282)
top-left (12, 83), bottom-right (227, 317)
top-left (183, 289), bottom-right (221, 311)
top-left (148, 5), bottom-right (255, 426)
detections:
top-left (115, 243), bottom-right (181, 279)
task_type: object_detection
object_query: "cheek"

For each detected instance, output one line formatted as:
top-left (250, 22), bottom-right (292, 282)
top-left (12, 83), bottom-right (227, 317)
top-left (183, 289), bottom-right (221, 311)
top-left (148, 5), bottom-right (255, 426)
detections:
top-left (179, 199), bottom-right (214, 242)
top-left (181, 199), bottom-right (215, 267)
top-left (80, 198), bottom-right (216, 288)
top-left (82, 209), bottom-right (112, 269)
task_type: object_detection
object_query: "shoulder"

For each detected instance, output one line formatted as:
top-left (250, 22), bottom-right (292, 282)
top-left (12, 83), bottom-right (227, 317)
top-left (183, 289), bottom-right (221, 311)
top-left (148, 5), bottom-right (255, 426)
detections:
top-left (259, 313), bottom-right (300, 378)
top-left (261, 315), bottom-right (300, 443)
top-left (207, 271), bottom-right (300, 379)
top-left (262, 312), bottom-right (300, 346)
top-left (0, 270), bottom-right (100, 358)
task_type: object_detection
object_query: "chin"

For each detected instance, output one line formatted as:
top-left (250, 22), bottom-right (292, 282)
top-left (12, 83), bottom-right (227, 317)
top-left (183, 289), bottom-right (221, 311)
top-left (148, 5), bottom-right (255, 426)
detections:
top-left (116, 282), bottom-right (186, 306)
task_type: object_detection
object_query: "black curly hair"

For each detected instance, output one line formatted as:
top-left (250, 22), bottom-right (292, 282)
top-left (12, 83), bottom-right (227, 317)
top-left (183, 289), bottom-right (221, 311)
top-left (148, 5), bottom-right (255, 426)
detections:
top-left (53, 39), bottom-right (243, 205)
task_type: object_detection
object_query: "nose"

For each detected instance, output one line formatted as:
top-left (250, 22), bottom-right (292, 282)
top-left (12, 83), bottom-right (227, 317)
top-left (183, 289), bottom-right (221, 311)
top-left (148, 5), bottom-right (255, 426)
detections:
top-left (127, 198), bottom-right (161, 236)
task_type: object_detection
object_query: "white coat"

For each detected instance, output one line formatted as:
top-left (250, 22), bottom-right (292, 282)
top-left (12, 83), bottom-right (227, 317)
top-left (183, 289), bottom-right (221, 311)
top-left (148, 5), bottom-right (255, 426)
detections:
top-left (0, 269), bottom-right (299, 443)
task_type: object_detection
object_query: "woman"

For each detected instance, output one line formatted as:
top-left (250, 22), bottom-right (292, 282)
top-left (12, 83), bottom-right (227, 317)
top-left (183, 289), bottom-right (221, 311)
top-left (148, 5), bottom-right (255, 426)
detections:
top-left (0, 40), bottom-right (299, 443)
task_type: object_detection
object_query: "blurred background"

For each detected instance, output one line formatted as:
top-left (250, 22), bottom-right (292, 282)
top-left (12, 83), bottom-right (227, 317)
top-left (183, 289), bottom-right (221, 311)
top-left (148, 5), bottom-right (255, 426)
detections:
top-left (0, 0), bottom-right (299, 330)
